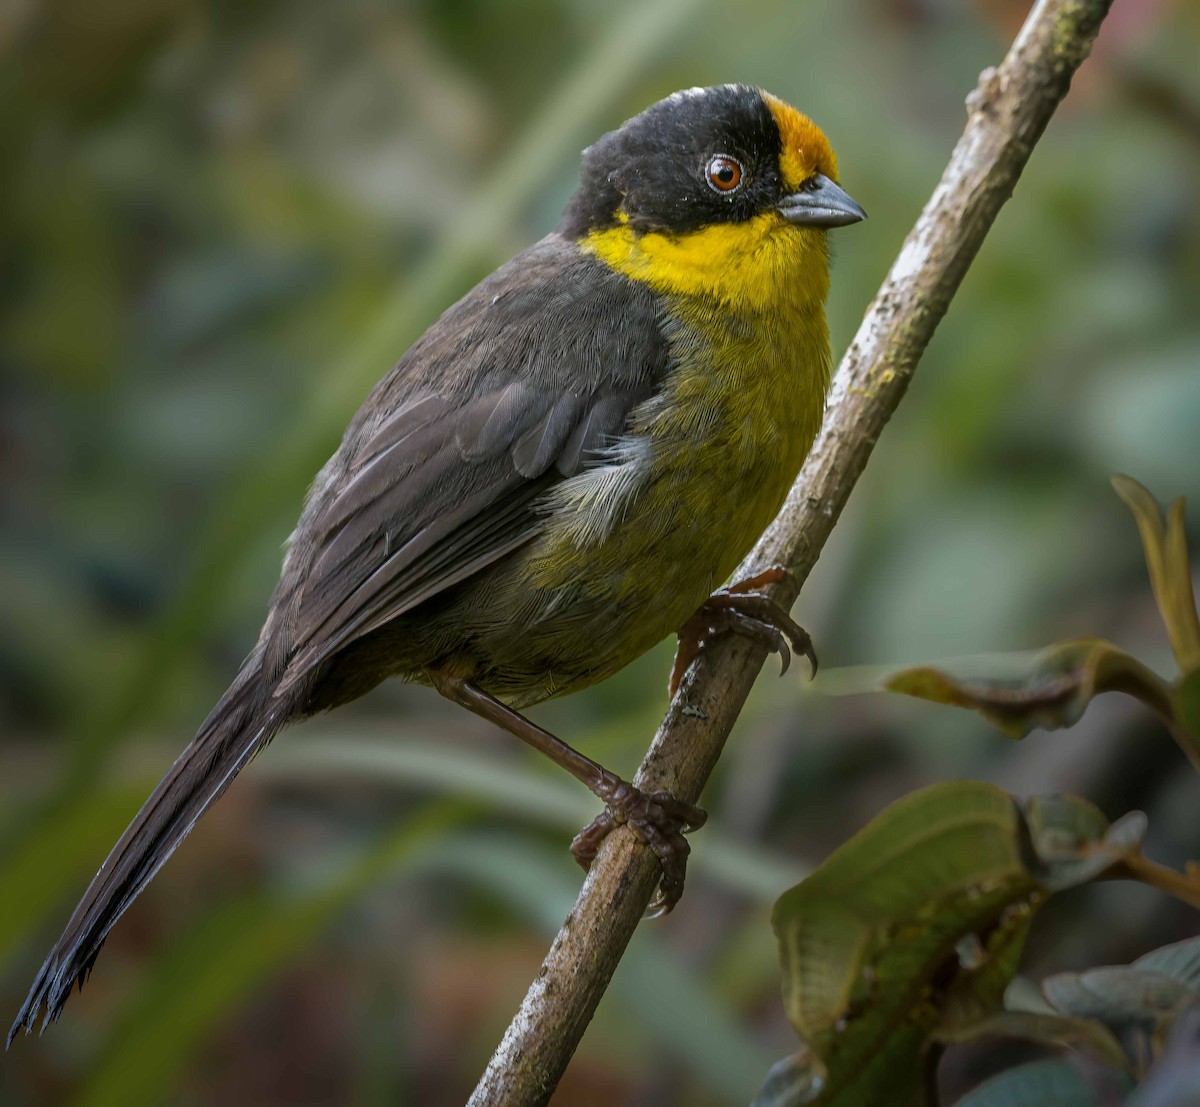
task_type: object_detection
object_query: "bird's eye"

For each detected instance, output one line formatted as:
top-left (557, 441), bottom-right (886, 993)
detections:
top-left (705, 154), bottom-right (743, 193)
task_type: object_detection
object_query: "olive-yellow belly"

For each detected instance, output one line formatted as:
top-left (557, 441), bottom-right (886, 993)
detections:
top-left (462, 287), bottom-right (831, 707)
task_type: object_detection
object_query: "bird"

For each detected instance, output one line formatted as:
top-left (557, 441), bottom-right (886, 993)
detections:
top-left (9, 83), bottom-right (864, 1042)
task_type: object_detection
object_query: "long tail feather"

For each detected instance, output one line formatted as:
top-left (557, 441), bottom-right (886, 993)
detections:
top-left (7, 664), bottom-right (294, 1044)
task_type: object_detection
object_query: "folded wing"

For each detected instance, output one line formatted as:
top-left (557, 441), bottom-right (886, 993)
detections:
top-left (270, 237), bottom-right (671, 691)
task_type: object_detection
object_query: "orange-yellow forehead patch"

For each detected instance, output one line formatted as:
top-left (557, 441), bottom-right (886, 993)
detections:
top-left (762, 92), bottom-right (837, 192)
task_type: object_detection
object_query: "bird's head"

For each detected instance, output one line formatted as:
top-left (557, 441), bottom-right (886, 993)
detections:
top-left (561, 85), bottom-right (864, 306)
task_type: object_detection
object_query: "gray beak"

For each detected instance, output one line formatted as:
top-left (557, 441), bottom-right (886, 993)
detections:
top-left (777, 173), bottom-right (866, 228)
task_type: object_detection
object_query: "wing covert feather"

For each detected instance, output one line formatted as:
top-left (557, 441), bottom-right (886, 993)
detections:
top-left (271, 236), bottom-right (670, 690)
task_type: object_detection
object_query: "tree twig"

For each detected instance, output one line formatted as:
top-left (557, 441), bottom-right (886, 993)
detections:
top-left (1111, 854), bottom-right (1200, 913)
top-left (468, 2), bottom-right (1116, 1103)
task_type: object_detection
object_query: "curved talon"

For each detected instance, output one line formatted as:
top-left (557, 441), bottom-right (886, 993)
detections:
top-left (571, 784), bottom-right (707, 916)
top-left (776, 632), bottom-right (791, 679)
top-left (669, 565), bottom-right (818, 696)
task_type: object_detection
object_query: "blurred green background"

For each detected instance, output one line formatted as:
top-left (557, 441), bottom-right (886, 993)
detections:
top-left (2, 0), bottom-right (1199, 1104)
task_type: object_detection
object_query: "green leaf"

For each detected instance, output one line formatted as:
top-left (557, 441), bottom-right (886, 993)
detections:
top-left (751, 1051), bottom-right (826, 1107)
top-left (1135, 936), bottom-right (1200, 991)
top-left (1039, 940), bottom-right (1200, 1043)
top-left (952, 1059), bottom-right (1105, 1107)
top-left (944, 939), bottom-right (1200, 1090)
top-left (882, 476), bottom-right (1200, 768)
top-left (1020, 795), bottom-right (1147, 891)
top-left (885, 638), bottom-right (1176, 740)
top-left (1004, 974), bottom-right (1058, 1015)
top-left (1112, 475), bottom-right (1200, 674)
top-left (763, 782), bottom-right (1134, 1107)
top-left (934, 914), bottom-right (1033, 1038)
top-left (1041, 967), bottom-right (1193, 1033)
top-left (936, 1010), bottom-right (1129, 1071)
top-left (1174, 669), bottom-right (1200, 740)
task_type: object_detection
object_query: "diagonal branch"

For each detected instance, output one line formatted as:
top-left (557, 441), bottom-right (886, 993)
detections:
top-left (469, 1), bottom-right (1116, 1103)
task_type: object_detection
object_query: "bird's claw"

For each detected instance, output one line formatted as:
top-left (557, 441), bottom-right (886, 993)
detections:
top-left (570, 780), bottom-right (707, 917)
top-left (669, 565), bottom-right (817, 696)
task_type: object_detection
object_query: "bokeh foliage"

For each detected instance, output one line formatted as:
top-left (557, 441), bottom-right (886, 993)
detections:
top-left (2, 0), bottom-right (1199, 1104)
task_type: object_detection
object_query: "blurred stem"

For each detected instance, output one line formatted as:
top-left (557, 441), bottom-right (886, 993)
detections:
top-left (0, 0), bottom-right (712, 853)
top-left (1118, 66), bottom-right (1200, 151)
top-left (468, 2), bottom-right (1118, 1105)
top-left (1161, 711), bottom-right (1200, 776)
top-left (1109, 854), bottom-right (1200, 912)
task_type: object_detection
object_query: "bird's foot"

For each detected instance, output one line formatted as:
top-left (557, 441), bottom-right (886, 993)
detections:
top-left (570, 776), bottom-right (707, 917)
top-left (669, 565), bottom-right (818, 697)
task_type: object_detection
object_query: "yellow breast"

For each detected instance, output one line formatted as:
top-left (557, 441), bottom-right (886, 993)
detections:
top-left (494, 218), bottom-right (832, 700)
top-left (532, 216), bottom-right (831, 600)
top-left (581, 211), bottom-right (831, 509)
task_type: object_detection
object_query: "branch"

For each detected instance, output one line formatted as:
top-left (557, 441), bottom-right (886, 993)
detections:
top-left (469, 2), bottom-right (1115, 1103)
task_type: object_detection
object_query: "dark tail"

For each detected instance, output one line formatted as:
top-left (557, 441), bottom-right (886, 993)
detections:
top-left (7, 660), bottom-right (295, 1044)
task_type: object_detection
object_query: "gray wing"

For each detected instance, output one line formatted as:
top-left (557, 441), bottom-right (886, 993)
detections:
top-left (268, 236), bottom-right (670, 690)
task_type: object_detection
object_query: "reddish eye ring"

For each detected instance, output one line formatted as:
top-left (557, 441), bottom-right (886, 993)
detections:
top-left (706, 154), bottom-right (743, 193)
